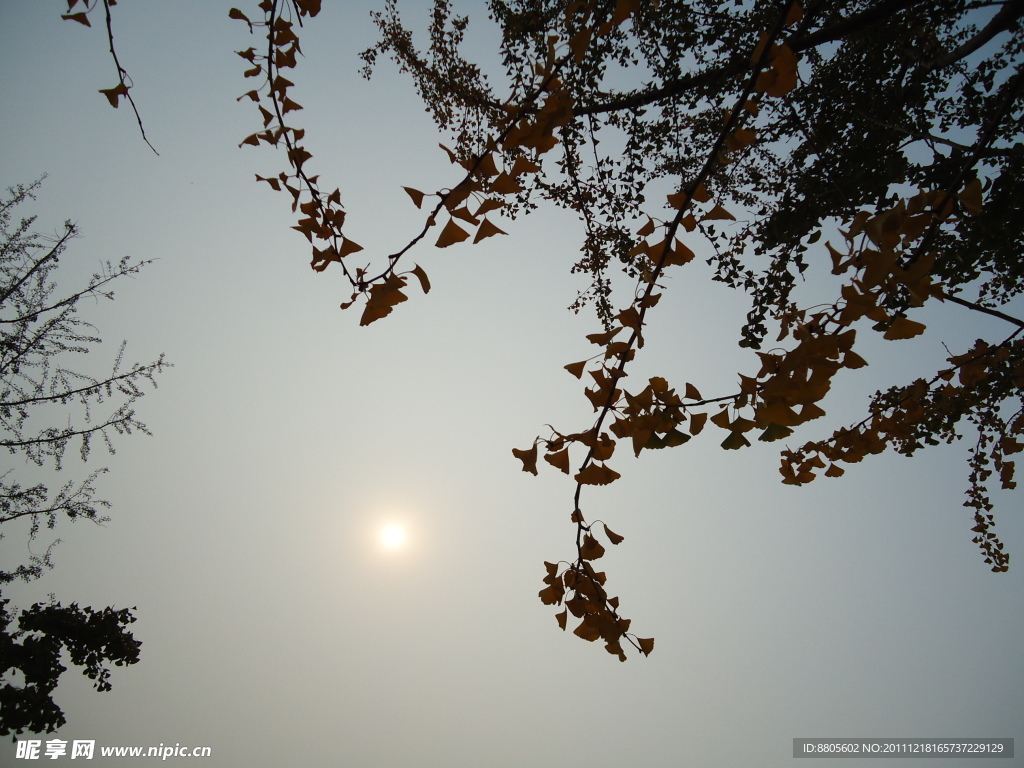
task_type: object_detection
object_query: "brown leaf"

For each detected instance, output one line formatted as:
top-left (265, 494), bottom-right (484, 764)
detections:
top-left (98, 83), bottom-right (129, 108)
top-left (410, 264), bottom-right (431, 294)
top-left (338, 237), bottom-right (363, 257)
top-left (564, 360), bottom-right (587, 379)
top-left (703, 204), bottom-right (736, 221)
top-left (473, 218), bottom-right (507, 244)
top-left (580, 534), bottom-right (605, 560)
top-left (61, 12), bottom-right (91, 26)
top-left (603, 524), bottom-right (625, 545)
top-left (512, 444), bottom-right (539, 475)
top-left (435, 219), bottom-right (470, 248)
top-left (403, 187), bottom-right (425, 208)
top-left (883, 317), bottom-right (926, 340)
top-left (574, 462), bottom-right (621, 486)
top-left (544, 447), bottom-right (571, 474)
top-left (689, 412), bottom-right (708, 435)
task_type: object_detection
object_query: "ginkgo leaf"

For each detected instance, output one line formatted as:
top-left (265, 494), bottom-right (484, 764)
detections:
top-left (568, 26), bottom-right (593, 63)
top-left (692, 184), bottom-right (712, 202)
top-left (544, 447), bottom-right (571, 474)
top-left (338, 237), bottom-right (363, 257)
top-left (732, 127), bottom-right (757, 149)
top-left (758, 423), bottom-right (793, 442)
top-left (539, 583), bottom-right (562, 605)
top-left (842, 351), bottom-right (868, 369)
top-left (580, 533), bottom-right (606, 560)
top-left (473, 218), bottom-right (507, 243)
top-left (689, 412), bottom-right (708, 435)
top-left (573, 615), bottom-right (602, 642)
top-left (435, 219), bottom-right (470, 248)
top-left (512, 444), bottom-right (539, 475)
top-left (438, 143), bottom-right (458, 164)
top-left (667, 191), bottom-right (688, 209)
top-left (703, 204), bottom-right (736, 221)
top-left (586, 327), bottom-right (622, 346)
top-left (564, 360), bottom-right (587, 378)
top-left (883, 316), bottom-right (926, 340)
top-left (61, 12), bottom-right (91, 26)
top-left (410, 264), bottom-right (431, 294)
top-left (98, 83), bottom-right (129, 108)
top-left (958, 178), bottom-right (983, 215)
top-left (359, 289), bottom-right (407, 326)
top-left (721, 430), bottom-right (751, 450)
top-left (510, 156), bottom-right (541, 177)
top-left (451, 206), bottom-right (480, 225)
top-left (491, 172), bottom-right (523, 195)
top-left (403, 187), bottom-right (425, 208)
top-left (603, 524), bottom-right (625, 545)
top-left (661, 428), bottom-right (691, 447)
top-left (475, 198), bottom-right (504, 217)
top-left (574, 462), bottom-right (621, 486)
top-left (637, 637), bottom-right (654, 656)
top-left (475, 153), bottom-right (499, 177)
top-left (555, 609), bottom-right (568, 630)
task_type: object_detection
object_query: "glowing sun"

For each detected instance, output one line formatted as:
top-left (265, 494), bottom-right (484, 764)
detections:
top-left (379, 524), bottom-right (406, 550)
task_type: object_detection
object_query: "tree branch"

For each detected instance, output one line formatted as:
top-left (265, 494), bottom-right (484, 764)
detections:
top-left (923, 0), bottom-right (1024, 70)
top-left (576, 0), bottom-right (930, 117)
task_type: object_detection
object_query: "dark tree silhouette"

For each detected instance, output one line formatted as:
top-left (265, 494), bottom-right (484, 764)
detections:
top-left (0, 178), bottom-right (167, 735)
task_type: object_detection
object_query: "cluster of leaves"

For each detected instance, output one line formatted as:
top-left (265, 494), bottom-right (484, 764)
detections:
top-left (71, 0), bottom-right (1024, 658)
top-left (0, 598), bottom-right (140, 737)
top-left (361, 0), bottom-right (1023, 653)
top-left (234, 0), bottom-right (1024, 655)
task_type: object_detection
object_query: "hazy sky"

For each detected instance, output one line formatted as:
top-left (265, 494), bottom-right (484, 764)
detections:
top-left (1, 2), bottom-right (1021, 766)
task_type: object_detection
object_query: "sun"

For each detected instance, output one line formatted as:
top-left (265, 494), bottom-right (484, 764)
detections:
top-left (379, 524), bottom-right (406, 550)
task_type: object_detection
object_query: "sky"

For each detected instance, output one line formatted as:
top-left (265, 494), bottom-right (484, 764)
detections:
top-left (0, 2), bottom-right (1022, 767)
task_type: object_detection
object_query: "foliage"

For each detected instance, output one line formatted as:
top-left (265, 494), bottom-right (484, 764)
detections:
top-left (66, 0), bottom-right (1024, 659)
top-left (0, 178), bottom-right (166, 734)
top-left (0, 598), bottom-right (141, 737)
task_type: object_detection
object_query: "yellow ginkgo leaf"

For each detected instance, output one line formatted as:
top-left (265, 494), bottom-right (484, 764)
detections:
top-left (512, 444), bottom-right (539, 475)
top-left (580, 533), bottom-right (606, 560)
top-left (403, 187), bottom-right (425, 208)
top-left (689, 412), bottom-right (708, 435)
top-left (435, 219), bottom-right (470, 248)
top-left (883, 316), bottom-right (927, 340)
top-left (703, 204), bottom-right (736, 221)
top-left (544, 447), bottom-right (571, 474)
top-left (958, 178), bottom-right (983, 215)
top-left (574, 462), bottom-right (621, 486)
top-left (603, 524), bottom-right (625, 545)
top-left (473, 218), bottom-right (507, 243)
top-left (409, 264), bottom-right (430, 294)
top-left (564, 360), bottom-right (587, 378)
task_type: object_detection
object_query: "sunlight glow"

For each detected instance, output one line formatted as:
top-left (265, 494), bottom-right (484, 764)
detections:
top-left (379, 524), bottom-right (406, 550)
